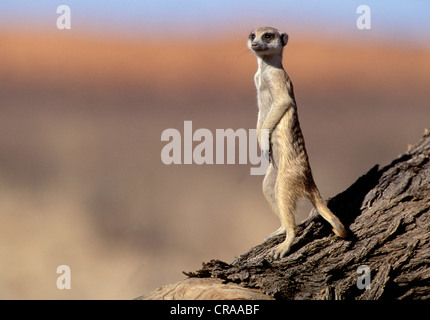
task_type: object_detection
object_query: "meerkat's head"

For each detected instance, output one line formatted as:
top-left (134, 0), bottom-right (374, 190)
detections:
top-left (248, 27), bottom-right (288, 58)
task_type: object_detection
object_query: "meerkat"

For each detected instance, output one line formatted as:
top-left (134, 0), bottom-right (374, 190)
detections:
top-left (248, 27), bottom-right (347, 259)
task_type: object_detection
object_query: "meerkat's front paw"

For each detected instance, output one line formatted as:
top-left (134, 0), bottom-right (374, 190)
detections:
top-left (270, 243), bottom-right (291, 260)
top-left (260, 130), bottom-right (271, 162)
top-left (262, 148), bottom-right (271, 162)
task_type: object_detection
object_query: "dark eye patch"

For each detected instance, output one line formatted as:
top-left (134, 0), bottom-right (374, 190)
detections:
top-left (249, 33), bottom-right (256, 40)
top-left (264, 33), bottom-right (274, 40)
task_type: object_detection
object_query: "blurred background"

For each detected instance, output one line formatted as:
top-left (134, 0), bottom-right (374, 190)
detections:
top-left (0, 1), bottom-right (429, 299)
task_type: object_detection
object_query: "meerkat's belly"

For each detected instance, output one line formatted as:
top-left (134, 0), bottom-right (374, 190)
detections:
top-left (271, 109), bottom-right (307, 168)
top-left (255, 78), bottom-right (273, 128)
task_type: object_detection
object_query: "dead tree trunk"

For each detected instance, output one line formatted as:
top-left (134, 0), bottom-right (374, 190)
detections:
top-left (141, 130), bottom-right (430, 300)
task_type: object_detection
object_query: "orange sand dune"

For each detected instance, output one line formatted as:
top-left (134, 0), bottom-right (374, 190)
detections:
top-left (2, 32), bottom-right (429, 98)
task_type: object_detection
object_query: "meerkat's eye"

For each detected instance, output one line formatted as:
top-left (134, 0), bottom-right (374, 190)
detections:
top-left (264, 33), bottom-right (274, 39)
top-left (250, 33), bottom-right (256, 40)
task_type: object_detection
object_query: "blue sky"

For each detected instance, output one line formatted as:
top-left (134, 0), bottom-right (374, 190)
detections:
top-left (1, 1), bottom-right (429, 45)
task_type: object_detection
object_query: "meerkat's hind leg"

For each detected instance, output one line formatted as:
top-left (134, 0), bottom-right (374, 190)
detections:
top-left (270, 178), bottom-right (298, 259)
top-left (262, 164), bottom-right (286, 241)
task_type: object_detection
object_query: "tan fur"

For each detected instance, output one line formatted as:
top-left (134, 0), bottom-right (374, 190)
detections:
top-left (248, 27), bottom-right (347, 259)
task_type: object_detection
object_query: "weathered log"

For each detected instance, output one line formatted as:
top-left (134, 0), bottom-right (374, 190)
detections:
top-left (141, 129), bottom-right (430, 300)
top-left (136, 278), bottom-right (274, 300)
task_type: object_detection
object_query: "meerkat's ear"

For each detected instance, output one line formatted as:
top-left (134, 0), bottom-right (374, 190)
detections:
top-left (280, 32), bottom-right (289, 46)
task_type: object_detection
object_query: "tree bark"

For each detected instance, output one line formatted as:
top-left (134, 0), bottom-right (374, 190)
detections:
top-left (141, 130), bottom-right (430, 300)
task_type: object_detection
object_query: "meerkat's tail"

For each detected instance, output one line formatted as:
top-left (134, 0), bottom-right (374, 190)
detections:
top-left (308, 188), bottom-right (347, 238)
